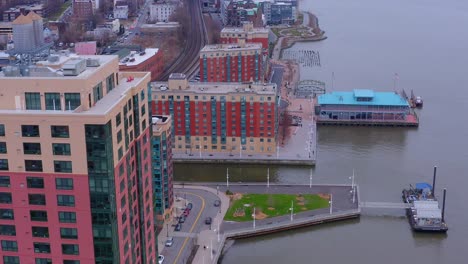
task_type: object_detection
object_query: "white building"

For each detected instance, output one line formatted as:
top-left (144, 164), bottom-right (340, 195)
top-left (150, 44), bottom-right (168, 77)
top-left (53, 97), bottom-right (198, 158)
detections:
top-left (113, 5), bottom-right (129, 20)
top-left (150, 2), bottom-right (175, 22)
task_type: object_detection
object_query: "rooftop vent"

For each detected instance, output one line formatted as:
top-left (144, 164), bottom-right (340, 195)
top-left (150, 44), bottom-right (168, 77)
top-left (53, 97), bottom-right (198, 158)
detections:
top-left (48, 55), bottom-right (60, 63)
top-left (62, 58), bottom-right (86, 76)
top-left (86, 58), bottom-right (100, 67)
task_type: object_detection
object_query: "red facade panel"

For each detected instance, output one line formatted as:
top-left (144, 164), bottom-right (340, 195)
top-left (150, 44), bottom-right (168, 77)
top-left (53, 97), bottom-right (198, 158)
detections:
top-left (0, 172), bottom-right (94, 263)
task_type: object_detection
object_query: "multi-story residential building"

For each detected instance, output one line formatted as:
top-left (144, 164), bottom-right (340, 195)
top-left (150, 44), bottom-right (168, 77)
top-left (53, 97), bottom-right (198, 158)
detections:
top-left (113, 4), bottom-right (129, 20)
top-left (270, 2), bottom-right (295, 25)
top-left (0, 54), bottom-right (158, 264)
top-left (151, 115), bottom-right (173, 228)
top-left (199, 41), bottom-right (264, 83)
top-left (151, 73), bottom-right (279, 155)
top-left (72, 0), bottom-right (95, 20)
top-left (119, 48), bottom-right (164, 82)
top-left (149, 1), bottom-right (175, 22)
top-left (220, 21), bottom-right (269, 51)
top-left (226, 0), bottom-right (263, 27)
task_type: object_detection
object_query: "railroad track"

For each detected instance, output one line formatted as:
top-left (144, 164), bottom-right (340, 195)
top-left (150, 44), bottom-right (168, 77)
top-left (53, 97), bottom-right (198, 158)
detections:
top-left (158, 0), bottom-right (207, 81)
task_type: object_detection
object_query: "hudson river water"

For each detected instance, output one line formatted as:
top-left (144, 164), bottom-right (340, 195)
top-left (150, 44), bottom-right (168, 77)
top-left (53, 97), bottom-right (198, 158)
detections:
top-left (176, 0), bottom-right (468, 263)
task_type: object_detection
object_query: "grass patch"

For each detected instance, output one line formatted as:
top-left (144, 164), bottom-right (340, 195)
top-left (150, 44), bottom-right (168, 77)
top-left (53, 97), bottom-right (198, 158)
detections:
top-left (271, 28), bottom-right (281, 37)
top-left (224, 193), bottom-right (329, 222)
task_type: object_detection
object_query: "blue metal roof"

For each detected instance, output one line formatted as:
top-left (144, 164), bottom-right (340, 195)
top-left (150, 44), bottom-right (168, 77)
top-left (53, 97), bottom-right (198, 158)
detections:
top-left (318, 90), bottom-right (409, 106)
top-left (353, 89), bottom-right (374, 98)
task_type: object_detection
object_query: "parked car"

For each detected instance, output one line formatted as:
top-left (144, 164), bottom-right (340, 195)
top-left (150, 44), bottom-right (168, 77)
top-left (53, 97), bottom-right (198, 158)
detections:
top-left (205, 217), bottom-right (212, 225)
top-left (179, 216), bottom-right (186, 223)
top-left (158, 255), bottom-right (165, 264)
top-left (174, 223), bottom-right (182, 231)
top-left (187, 203), bottom-right (193, 210)
top-left (184, 209), bottom-right (190, 216)
top-left (214, 200), bottom-right (221, 207)
top-left (165, 237), bottom-right (174, 247)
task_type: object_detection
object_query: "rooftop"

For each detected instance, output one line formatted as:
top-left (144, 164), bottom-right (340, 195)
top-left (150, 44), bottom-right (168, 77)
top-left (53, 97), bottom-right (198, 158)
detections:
top-left (119, 48), bottom-right (159, 67)
top-left (152, 81), bottom-right (277, 95)
top-left (0, 53), bottom-right (116, 79)
top-left (6, 4), bottom-right (44, 13)
top-left (221, 26), bottom-right (269, 34)
top-left (318, 90), bottom-right (409, 107)
top-left (201, 43), bottom-right (262, 52)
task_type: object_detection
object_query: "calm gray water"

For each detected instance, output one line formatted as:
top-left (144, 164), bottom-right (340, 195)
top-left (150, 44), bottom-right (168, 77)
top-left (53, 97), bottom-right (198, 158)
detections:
top-left (177, 0), bottom-right (468, 263)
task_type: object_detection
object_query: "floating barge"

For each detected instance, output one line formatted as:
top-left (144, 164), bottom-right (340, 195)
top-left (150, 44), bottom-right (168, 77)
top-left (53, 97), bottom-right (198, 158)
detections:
top-left (402, 167), bottom-right (448, 232)
top-left (315, 89), bottom-right (419, 127)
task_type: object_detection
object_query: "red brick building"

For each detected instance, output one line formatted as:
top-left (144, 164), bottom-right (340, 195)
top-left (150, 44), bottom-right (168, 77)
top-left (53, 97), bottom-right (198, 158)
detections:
top-left (220, 22), bottom-right (269, 51)
top-left (72, 0), bottom-right (94, 20)
top-left (199, 41), bottom-right (263, 83)
top-left (119, 48), bottom-right (164, 82)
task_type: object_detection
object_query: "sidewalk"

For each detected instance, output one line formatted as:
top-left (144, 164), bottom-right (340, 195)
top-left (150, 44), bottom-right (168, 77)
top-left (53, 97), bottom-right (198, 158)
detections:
top-left (172, 185), bottom-right (230, 264)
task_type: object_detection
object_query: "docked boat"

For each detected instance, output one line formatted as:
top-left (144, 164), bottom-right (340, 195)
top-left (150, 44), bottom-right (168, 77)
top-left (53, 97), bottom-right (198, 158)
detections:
top-left (415, 96), bottom-right (423, 107)
top-left (401, 167), bottom-right (448, 232)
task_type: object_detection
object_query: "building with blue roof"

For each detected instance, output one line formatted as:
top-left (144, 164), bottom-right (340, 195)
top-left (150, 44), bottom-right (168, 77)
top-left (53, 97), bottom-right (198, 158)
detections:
top-left (315, 89), bottom-right (417, 125)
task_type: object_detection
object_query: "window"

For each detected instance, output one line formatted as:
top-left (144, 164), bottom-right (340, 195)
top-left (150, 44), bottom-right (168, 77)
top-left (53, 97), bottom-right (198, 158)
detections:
top-left (141, 105), bottom-right (146, 116)
top-left (93, 82), bottom-right (103, 103)
top-left (0, 192), bottom-right (12, 204)
top-left (30, 210), bottom-right (48, 221)
top-left (35, 258), bottom-right (52, 264)
top-left (106, 74), bottom-right (115, 92)
top-left (0, 209), bottom-right (13, 220)
top-left (3, 256), bottom-right (19, 264)
top-left (60, 228), bottom-right (78, 239)
top-left (23, 143), bottom-right (41, 154)
top-left (0, 159), bottom-right (8, 170)
top-left (56, 178), bottom-right (73, 190)
top-left (53, 143), bottom-right (71, 155)
top-left (140, 89), bottom-right (145, 101)
top-left (59, 211), bottom-right (76, 223)
top-left (27, 177), bottom-right (44, 188)
top-left (0, 225), bottom-right (15, 236)
top-left (51, 125), bottom-right (69, 138)
top-left (63, 260), bottom-right (80, 264)
top-left (1, 240), bottom-right (18, 251)
top-left (62, 244), bottom-right (79, 255)
top-left (0, 124), bottom-right (4, 136)
top-left (116, 113), bottom-right (122, 126)
top-left (29, 194), bottom-right (46, 205)
top-left (64, 93), bottom-right (81, 110)
top-left (25, 160), bottom-right (43, 172)
top-left (22, 125), bottom-right (40, 137)
top-left (0, 142), bottom-right (6, 153)
top-left (57, 195), bottom-right (75, 207)
top-left (0, 176), bottom-right (10, 187)
top-left (25, 92), bottom-right (41, 110)
top-left (54, 161), bottom-right (72, 173)
top-left (32, 226), bottom-right (49, 238)
top-left (34, 242), bottom-right (51, 254)
top-left (117, 130), bottom-right (122, 143)
top-left (45, 93), bottom-right (61, 110)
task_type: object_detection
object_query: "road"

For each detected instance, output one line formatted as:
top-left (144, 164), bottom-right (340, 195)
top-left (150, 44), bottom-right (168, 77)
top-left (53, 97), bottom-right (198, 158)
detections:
top-left (159, 188), bottom-right (221, 264)
top-left (158, 0), bottom-right (208, 80)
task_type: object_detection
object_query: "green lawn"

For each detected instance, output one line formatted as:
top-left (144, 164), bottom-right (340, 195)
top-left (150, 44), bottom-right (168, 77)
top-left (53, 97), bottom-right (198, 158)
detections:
top-left (224, 193), bottom-right (330, 222)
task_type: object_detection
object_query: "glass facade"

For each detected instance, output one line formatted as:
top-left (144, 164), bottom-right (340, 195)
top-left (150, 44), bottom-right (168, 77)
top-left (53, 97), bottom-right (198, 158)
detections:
top-left (85, 123), bottom-right (119, 264)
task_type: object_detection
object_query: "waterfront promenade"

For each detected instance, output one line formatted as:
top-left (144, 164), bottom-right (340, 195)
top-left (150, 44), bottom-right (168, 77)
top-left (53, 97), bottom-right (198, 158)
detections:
top-left (172, 183), bottom-right (360, 264)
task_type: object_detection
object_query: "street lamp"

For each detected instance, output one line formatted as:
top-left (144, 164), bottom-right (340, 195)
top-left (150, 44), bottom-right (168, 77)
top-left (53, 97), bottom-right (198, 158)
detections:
top-left (226, 168), bottom-right (229, 188)
top-left (290, 200), bottom-right (294, 221)
top-left (252, 206), bottom-right (256, 229)
top-left (166, 223), bottom-right (169, 238)
top-left (217, 185), bottom-right (219, 195)
top-left (267, 168), bottom-right (270, 188)
top-left (329, 193), bottom-right (333, 214)
top-left (309, 168), bottom-right (313, 188)
top-left (350, 169), bottom-right (356, 204)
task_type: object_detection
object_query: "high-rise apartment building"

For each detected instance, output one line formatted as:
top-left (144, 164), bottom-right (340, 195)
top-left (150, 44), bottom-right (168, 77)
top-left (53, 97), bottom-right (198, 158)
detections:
top-left (199, 41), bottom-right (263, 83)
top-left (0, 54), bottom-right (158, 264)
top-left (151, 73), bottom-right (279, 155)
top-left (151, 115), bottom-right (173, 227)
